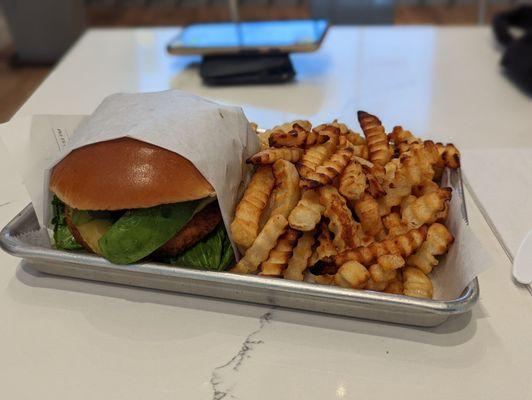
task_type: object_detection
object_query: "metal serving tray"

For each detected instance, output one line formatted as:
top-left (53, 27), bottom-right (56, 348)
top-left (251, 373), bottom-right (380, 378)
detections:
top-left (0, 204), bottom-right (478, 327)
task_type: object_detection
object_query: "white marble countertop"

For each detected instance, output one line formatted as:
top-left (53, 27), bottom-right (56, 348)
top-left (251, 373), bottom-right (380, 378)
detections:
top-left (1, 26), bottom-right (531, 399)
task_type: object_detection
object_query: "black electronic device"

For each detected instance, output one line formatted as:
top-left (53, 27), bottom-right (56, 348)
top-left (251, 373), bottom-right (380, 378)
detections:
top-left (200, 53), bottom-right (295, 85)
top-left (167, 19), bottom-right (328, 85)
top-left (493, 6), bottom-right (532, 94)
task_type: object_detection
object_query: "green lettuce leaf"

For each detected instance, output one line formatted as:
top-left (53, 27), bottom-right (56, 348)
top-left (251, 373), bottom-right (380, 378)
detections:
top-left (98, 200), bottom-right (201, 265)
top-left (166, 224), bottom-right (234, 271)
top-left (52, 196), bottom-right (83, 250)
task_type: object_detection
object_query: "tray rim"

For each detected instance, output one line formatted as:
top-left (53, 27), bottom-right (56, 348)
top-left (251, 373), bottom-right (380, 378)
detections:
top-left (1, 203), bottom-right (479, 317)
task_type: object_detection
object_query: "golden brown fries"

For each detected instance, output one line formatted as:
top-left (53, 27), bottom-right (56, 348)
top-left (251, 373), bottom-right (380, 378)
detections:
top-left (297, 139), bottom-right (338, 180)
top-left (319, 186), bottom-right (362, 252)
top-left (404, 141), bottom-right (440, 182)
top-left (436, 142), bottom-right (461, 169)
top-left (284, 231), bottom-right (315, 281)
top-left (334, 225), bottom-right (427, 267)
top-left (368, 255), bottom-right (405, 290)
top-left (351, 144), bottom-right (370, 160)
top-left (316, 146), bottom-right (354, 182)
top-left (257, 130), bottom-right (272, 150)
top-left (260, 228), bottom-right (299, 277)
top-left (382, 212), bottom-right (411, 239)
top-left (401, 188), bottom-right (452, 229)
top-left (290, 120), bottom-right (312, 131)
top-left (313, 274), bottom-right (335, 285)
top-left (407, 223), bottom-right (454, 274)
top-left (354, 193), bottom-right (384, 239)
top-left (309, 221), bottom-right (337, 265)
top-left (305, 130), bottom-right (330, 147)
top-left (389, 126), bottom-right (422, 155)
top-left (288, 189), bottom-right (324, 231)
top-left (269, 123), bottom-right (309, 148)
top-left (247, 147), bottom-right (303, 164)
top-left (412, 180), bottom-right (440, 197)
top-left (231, 113), bottom-right (460, 300)
top-left (358, 111), bottom-right (393, 166)
top-left (377, 155), bottom-right (423, 216)
top-left (270, 159), bottom-right (301, 219)
top-left (231, 166), bottom-right (275, 249)
top-left (403, 267), bottom-right (433, 298)
top-left (347, 132), bottom-right (366, 146)
top-left (333, 261), bottom-right (370, 289)
top-left (302, 146), bottom-right (354, 188)
top-left (231, 214), bottom-right (288, 274)
top-left (364, 165), bottom-right (386, 198)
top-left (384, 270), bottom-right (404, 294)
top-left (339, 159), bottom-right (367, 201)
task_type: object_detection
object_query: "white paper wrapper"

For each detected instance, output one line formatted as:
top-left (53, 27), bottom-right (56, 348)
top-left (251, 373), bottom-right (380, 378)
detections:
top-left (1, 90), bottom-right (259, 258)
top-left (429, 175), bottom-right (490, 300)
top-left (0, 91), bottom-right (489, 300)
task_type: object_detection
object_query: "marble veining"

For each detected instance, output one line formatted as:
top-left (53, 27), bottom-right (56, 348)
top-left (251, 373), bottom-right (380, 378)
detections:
top-left (210, 311), bottom-right (273, 399)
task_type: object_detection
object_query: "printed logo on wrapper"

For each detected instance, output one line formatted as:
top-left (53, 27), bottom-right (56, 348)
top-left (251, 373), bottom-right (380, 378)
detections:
top-left (52, 127), bottom-right (71, 151)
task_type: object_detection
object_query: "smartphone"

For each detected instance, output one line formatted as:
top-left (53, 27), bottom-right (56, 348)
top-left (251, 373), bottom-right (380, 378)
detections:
top-left (167, 19), bottom-right (329, 55)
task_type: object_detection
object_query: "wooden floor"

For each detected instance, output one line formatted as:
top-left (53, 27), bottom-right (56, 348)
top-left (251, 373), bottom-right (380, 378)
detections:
top-left (395, 4), bottom-right (509, 25)
top-left (0, 4), bottom-right (511, 123)
top-left (0, 49), bottom-right (50, 122)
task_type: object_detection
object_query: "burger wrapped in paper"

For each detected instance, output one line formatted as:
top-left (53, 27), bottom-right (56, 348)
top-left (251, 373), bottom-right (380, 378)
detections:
top-left (45, 91), bottom-right (258, 269)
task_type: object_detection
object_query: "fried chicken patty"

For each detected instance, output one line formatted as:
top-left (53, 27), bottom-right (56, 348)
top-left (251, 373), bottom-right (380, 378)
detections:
top-left (157, 202), bottom-right (222, 256)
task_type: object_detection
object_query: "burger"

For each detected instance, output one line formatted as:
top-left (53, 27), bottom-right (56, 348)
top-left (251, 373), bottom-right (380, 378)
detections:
top-left (49, 137), bottom-right (234, 270)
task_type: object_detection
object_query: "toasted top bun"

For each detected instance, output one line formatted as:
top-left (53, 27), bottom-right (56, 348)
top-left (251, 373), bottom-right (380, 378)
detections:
top-left (50, 137), bottom-right (215, 210)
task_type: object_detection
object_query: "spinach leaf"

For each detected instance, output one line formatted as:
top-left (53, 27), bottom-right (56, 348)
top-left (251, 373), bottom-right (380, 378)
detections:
top-left (168, 224), bottom-right (234, 271)
top-left (98, 201), bottom-right (200, 264)
top-left (51, 196), bottom-right (83, 251)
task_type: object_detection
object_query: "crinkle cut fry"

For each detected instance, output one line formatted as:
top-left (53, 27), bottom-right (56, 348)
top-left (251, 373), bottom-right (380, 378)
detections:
top-left (403, 267), bottom-right (433, 299)
top-left (403, 140), bottom-right (441, 182)
top-left (260, 228), bottom-right (300, 277)
top-left (230, 165), bottom-right (275, 249)
top-left (334, 261), bottom-right (370, 289)
top-left (377, 155), bottom-right (423, 216)
top-left (301, 146), bottom-right (353, 188)
top-left (401, 188), bottom-right (452, 229)
top-left (357, 111), bottom-right (392, 166)
top-left (297, 138), bottom-right (338, 179)
top-left (383, 212), bottom-right (410, 239)
top-left (436, 142), bottom-right (461, 169)
top-left (367, 255), bottom-right (405, 290)
top-left (338, 159), bottom-right (366, 201)
top-left (270, 159), bottom-right (301, 219)
top-left (269, 123), bottom-right (309, 148)
top-left (305, 131), bottom-right (330, 147)
top-left (389, 126), bottom-right (422, 155)
top-left (407, 222), bottom-right (454, 274)
top-left (231, 215), bottom-right (288, 274)
top-left (284, 230), bottom-right (315, 281)
top-left (353, 193), bottom-right (384, 238)
top-left (288, 189), bottom-right (324, 231)
top-left (309, 221), bottom-right (337, 266)
top-left (247, 147), bottom-right (303, 164)
top-left (334, 225), bottom-right (428, 267)
top-left (319, 185), bottom-right (362, 252)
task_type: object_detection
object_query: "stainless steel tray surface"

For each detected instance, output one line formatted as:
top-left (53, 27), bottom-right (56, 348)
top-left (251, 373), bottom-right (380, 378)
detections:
top-left (0, 204), bottom-right (479, 327)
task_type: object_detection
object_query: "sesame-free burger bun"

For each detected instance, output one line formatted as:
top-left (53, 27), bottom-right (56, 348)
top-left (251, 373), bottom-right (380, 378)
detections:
top-left (50, 137), bottom-right (215, 210)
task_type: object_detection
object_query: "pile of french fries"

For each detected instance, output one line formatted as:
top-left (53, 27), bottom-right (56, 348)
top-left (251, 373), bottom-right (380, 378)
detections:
top-left (230, 111), bottom-right (460, 299)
